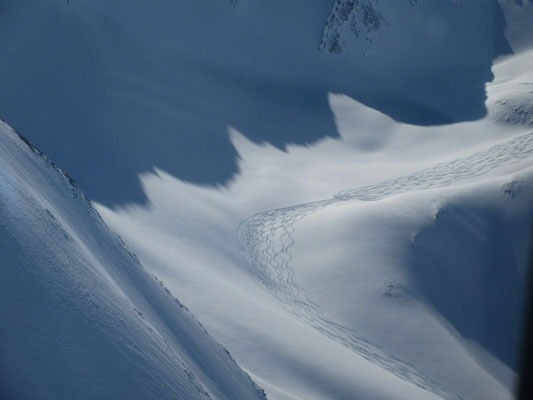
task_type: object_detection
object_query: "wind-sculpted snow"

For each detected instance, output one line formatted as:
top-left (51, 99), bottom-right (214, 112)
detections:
top-left (238, 131), bottom-right (533, 400)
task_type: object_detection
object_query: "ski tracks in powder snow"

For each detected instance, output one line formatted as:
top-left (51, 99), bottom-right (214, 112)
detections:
top-left (238, 132), bottom-right (533, 400)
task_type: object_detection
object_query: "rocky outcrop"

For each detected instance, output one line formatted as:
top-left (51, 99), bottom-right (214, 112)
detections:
top-left (320, 0), bottom-right (426, 54)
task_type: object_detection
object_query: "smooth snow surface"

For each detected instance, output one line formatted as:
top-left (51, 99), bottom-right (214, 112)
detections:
top-left (99, 48), bottom-right (533, 400)
top-left (0, 122), bottom-right (266, 400)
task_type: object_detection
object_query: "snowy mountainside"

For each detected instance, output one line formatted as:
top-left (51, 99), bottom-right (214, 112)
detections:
top-left (1, 1), bottom-right (533, 399)
top-left (0, 0), bottom-right (518, 205)
top-left (98, 48), bottom-right (533, 400)
top-left (0, 120), bottom-right (265, 400)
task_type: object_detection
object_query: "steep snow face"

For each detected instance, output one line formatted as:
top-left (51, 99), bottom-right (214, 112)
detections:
top-left (0, 0), bottom-right (516, 205)
top-left (0, 121), bottom-right (265, 400)
top-left (98, 47), bottom-right (533, 399)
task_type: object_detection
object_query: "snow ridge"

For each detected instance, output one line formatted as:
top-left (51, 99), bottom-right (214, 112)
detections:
top-left (0, 119), bottom-right (266, 400)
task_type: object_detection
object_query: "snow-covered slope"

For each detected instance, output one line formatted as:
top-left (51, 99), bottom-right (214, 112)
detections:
top-left (0, 120), bottom-right (265, 400)
top-left (2, 1), bottom-right (533, 399)
top-left (98, 47), bottom-right (533, 400)
top-left (488, 47), bottom-right (533, 127)
top-left (0, 0), bottom-right (518, 205)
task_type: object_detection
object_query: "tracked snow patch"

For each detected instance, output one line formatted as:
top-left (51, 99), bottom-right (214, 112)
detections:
top-left (99, 48), bottom-right (533, 399)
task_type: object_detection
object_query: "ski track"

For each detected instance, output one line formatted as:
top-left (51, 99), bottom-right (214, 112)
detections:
top-left (238, 132), bottom-right (533, 400)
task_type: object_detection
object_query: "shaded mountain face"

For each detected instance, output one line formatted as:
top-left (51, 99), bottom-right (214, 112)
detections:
top-left (0, 0), bottom-right (512, 205)
top-left (0, 119), bottom-right (266, 400)
top-left (320, 0), bottom-right (387, 54)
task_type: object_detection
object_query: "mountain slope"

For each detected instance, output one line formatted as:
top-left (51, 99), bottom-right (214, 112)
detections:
top-left (1, 2), bottom-right (532, 399)
top-left (0, 120), bottom-right (265, 400)
top-left (0, 0), bottom-right (516, 205)
top-left (98, 48), bottom-right (533, 400)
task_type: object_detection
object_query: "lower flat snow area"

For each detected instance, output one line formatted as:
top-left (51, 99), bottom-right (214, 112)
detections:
top-left (98, 49), bottom-right (533, 400)
top-left (0, 122), bottom-right (266, 399)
